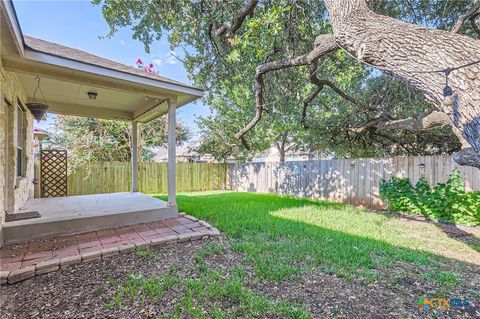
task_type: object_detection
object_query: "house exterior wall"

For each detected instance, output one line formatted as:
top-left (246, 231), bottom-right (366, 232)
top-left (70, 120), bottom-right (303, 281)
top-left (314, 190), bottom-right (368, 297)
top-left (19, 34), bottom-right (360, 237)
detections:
top-left (0, 80), bottom-right (6, 223)
top-left (0, 57), bottom-right (35, 224)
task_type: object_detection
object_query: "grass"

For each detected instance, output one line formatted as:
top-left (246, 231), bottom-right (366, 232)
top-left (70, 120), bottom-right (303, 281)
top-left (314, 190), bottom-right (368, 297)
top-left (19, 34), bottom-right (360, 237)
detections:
top-left (135, 248), bottom-right (160, 261)
top-left (171, 266), bottom-right (310, 319)
top-left (155, 192), bottom-right (479, 284)
top-left (194, 242), bottom-right (224, 263)
top-left (111, 268), bottom-right (180, 308)
top-left (92, 191), bottom-right (479, 318)
top-left (92, 284), bottom-right (104, 297)
top-left (108, 244), bottom-right (310, 318)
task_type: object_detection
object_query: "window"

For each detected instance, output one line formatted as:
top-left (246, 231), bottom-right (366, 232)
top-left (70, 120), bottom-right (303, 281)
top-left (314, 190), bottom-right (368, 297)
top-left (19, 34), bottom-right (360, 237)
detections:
top-left (16, 100), bottom-right (25, 177)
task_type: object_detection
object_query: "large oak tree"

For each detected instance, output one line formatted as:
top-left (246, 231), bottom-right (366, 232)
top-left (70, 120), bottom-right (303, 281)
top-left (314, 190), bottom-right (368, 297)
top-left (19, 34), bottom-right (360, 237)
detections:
top-left (323, 0), bottom-right (480, 167)
top-left (95, 0), bottom-right (480, 167)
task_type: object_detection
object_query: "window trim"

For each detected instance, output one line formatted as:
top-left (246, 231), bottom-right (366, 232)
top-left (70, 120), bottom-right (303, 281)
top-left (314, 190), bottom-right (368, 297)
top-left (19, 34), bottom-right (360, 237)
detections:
top-left (16, 99), bottom-right (26, 178)
top-left (2, 96), bottom-right (12, 211)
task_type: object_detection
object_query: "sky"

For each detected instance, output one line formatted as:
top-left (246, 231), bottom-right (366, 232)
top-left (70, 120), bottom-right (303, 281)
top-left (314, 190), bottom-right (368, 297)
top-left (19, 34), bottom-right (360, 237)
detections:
top-left (13, 0), bottom-right (210, 139)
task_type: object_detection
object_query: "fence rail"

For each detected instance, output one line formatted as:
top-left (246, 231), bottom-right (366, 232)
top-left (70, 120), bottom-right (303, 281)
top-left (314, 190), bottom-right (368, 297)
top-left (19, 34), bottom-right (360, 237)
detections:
top-left (227, 155), bottom-right (480, 208)
top-left (35, 156), bottom-right (480, 208)
top-left (35, 161), bottom-right (227, 197)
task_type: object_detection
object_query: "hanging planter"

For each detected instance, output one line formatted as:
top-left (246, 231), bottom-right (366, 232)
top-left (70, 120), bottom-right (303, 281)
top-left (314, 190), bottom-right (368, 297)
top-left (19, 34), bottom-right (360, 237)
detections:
top-left (26, 102), bottom-right (49, 121)
top-left (26, 76), bottom-right (49, 122)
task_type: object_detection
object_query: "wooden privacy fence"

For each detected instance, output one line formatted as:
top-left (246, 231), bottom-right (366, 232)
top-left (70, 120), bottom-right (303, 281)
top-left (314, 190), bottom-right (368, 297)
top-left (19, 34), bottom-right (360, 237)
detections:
top-left (35, 161), bottom-right (227, 197)
top-left (34, 156), bottom-right (479, 207)
top-left (227, 155), bottom-right (480, 208)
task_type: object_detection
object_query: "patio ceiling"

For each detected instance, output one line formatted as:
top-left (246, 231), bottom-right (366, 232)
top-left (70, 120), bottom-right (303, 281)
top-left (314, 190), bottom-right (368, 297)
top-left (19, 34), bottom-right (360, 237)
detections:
top-left (2, 35), bottom-right (203, 123)
top-left (13, 72), bottom-right (170, 122)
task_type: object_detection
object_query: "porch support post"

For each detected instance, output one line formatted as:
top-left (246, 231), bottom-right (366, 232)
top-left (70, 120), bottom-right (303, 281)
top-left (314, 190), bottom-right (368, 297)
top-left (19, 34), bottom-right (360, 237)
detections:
top-left (167, 99), bottom-right (176, 206)
top-left (131, 120), bottom-right (139, 192)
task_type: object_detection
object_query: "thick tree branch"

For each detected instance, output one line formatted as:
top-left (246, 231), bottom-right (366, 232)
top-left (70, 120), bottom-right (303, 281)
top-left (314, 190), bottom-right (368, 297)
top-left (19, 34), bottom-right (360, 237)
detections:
top-left (451, 1), bottom-right (480, 34)
top-left (301, 86), bottom-right (322, 128)
top-left (308, 34), bottom-right (339, 61)
top-left (470, 13), bottom-right (480, 38)
top-left (233, 55), bottom-right (307, 141)
top-left (453, 148), bottom-right (480, 168)
top-left (215, 0), bottom-right (259, 37)
top-left (285, 142), bottom-right (296, 153)
top-left (302, 57), bottom-right (364, 127)
top-left (349, 111), bottom-right (470, 148)
top-left (323, 0), bottom-right (479, 167)
top-left (235, 34), bottom-right (337, 141)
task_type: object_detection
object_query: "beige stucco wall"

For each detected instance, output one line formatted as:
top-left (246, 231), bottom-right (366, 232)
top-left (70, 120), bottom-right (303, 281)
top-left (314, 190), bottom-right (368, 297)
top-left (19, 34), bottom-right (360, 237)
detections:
top-left (0, 58), bottom-right (35, 221)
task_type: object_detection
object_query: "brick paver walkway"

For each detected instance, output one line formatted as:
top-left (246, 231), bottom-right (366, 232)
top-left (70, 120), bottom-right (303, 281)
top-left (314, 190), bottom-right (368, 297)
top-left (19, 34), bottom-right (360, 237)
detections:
top-left (0, 214), bottom-right (220, 284)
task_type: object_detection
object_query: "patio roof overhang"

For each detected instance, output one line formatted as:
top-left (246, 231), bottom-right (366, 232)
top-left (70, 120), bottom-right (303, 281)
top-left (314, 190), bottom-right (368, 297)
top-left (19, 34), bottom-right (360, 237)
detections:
top-left (1, 0), bottom-right (187, 209)
top-left (1, 0), bottom-right (203, 123)
top-left (2, 41), bottom-right (203, 123)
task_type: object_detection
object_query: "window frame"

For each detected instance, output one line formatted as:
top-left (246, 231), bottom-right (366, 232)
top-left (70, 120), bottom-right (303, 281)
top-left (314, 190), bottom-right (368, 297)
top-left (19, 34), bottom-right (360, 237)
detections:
top-left (16, 99), bottom-right (26, 178)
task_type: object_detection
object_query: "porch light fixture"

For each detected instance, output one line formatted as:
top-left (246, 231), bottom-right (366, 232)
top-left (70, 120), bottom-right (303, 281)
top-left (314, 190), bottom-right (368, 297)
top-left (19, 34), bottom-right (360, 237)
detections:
top-left (26, 76), bottom-right (49, 122)
top-left (88, 91), bottom-right (98, 100)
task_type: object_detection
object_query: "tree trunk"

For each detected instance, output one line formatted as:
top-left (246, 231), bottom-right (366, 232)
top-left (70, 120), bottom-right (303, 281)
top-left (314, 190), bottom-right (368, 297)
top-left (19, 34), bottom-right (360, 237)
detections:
top-left (278, 147), bottom-right (286, 163)
top-left (276, 132), bottom-right (289, 163)
top-left (137, 128), bottom-right (142, 162)
top-left (275, 141), bottom-right (286, 163)
top-left (324, 0), bottom-right (480, 167)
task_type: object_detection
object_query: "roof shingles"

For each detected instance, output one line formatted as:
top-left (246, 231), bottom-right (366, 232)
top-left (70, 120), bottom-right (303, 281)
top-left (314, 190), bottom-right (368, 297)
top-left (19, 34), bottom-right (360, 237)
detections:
top-left (23, 35), bottom-right (199, 90)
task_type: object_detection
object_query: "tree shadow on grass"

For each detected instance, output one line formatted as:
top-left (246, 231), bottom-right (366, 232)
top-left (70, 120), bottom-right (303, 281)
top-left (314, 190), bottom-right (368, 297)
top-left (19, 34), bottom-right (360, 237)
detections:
top-left (341, 202), bottom-right (480, 256)
top-left (432, 222), bottom-right (480, 253)
top-left (364, 207), bottom-right (480, 254)
top-left (155, 193), bottom-right (480, 276)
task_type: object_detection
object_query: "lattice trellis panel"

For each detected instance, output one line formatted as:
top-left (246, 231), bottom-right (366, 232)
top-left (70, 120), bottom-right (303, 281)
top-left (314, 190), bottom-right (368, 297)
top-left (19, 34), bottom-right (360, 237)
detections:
top-left (40, 150), bottom-right (68, 198)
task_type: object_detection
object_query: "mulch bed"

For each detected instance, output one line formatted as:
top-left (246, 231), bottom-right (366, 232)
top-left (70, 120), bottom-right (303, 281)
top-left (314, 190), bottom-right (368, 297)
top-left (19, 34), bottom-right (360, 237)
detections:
top-left (1, 236), bottom-right (478, 318)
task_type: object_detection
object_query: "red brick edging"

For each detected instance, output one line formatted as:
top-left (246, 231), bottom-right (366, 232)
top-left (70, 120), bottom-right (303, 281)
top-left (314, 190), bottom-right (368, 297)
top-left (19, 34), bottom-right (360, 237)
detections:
top-left (0, 214), bottom-right (220, 285)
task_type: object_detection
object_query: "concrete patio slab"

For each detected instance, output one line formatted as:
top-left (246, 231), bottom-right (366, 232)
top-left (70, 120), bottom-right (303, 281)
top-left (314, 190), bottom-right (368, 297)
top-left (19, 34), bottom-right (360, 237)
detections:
top-left (2, 192), bottom-right (177, 244)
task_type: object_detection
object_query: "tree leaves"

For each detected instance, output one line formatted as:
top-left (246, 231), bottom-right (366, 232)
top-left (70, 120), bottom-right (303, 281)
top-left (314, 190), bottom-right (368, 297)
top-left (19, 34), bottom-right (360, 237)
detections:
top-left (93, 0), bottom-right (474, 161)
top-left (50, 115), bottom-right (189, 167)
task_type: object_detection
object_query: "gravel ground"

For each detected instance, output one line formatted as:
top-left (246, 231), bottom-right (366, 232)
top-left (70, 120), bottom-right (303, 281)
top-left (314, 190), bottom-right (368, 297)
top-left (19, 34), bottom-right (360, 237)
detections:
top-left (1, 236), bottom-right (478, 318)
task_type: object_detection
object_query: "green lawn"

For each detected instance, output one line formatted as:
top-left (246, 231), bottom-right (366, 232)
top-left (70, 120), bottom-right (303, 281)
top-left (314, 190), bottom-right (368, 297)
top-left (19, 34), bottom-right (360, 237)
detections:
top-left (156, 191), bottom-right (479, 284)
top-left (104, 245), bottom-right (312, 318)
top-left (74, 191), bottom-right (480, 318)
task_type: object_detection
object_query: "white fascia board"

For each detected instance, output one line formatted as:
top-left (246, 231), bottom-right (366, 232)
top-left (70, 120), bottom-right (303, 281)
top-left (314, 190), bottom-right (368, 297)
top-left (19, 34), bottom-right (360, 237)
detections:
top-left (23, 49), bottom-right (204, 98)
top-left (3, 1), bottom-right (24, 56)
top-left (177, 95), bottom-right (202, 108)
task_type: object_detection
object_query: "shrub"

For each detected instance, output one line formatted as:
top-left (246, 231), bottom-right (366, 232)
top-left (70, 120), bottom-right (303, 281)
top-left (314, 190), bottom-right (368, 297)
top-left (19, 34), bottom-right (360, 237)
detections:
top-left (379, 169), bottom-right (480, 226)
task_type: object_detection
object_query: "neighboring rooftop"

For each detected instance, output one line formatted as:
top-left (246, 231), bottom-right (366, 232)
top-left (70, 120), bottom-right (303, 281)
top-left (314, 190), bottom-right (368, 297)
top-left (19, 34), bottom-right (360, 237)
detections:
top-left (155, 141), bottom-right (203, 162)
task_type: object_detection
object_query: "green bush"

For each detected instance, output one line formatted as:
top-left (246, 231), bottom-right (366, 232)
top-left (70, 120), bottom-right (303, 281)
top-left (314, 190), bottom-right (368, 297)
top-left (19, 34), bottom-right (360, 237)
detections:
top-left (379, 169), bottom-right (480, 226)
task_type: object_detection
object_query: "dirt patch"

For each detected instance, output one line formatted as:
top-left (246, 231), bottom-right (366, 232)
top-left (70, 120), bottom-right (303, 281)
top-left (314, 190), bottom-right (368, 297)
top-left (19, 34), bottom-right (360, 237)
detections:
top-left (0, 237), bottom-right (246, 319)
top-left (1, 237), bottom-right (478, 318)
top-left (254, 260), bottom-right (479, 318)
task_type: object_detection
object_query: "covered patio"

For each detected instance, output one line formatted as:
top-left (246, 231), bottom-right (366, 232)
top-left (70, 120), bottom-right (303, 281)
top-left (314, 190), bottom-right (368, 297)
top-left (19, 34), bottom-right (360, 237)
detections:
top-left (3, 193), bottom-right (178, 244)
top-left (1, 35), bottom-right (203, 244)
